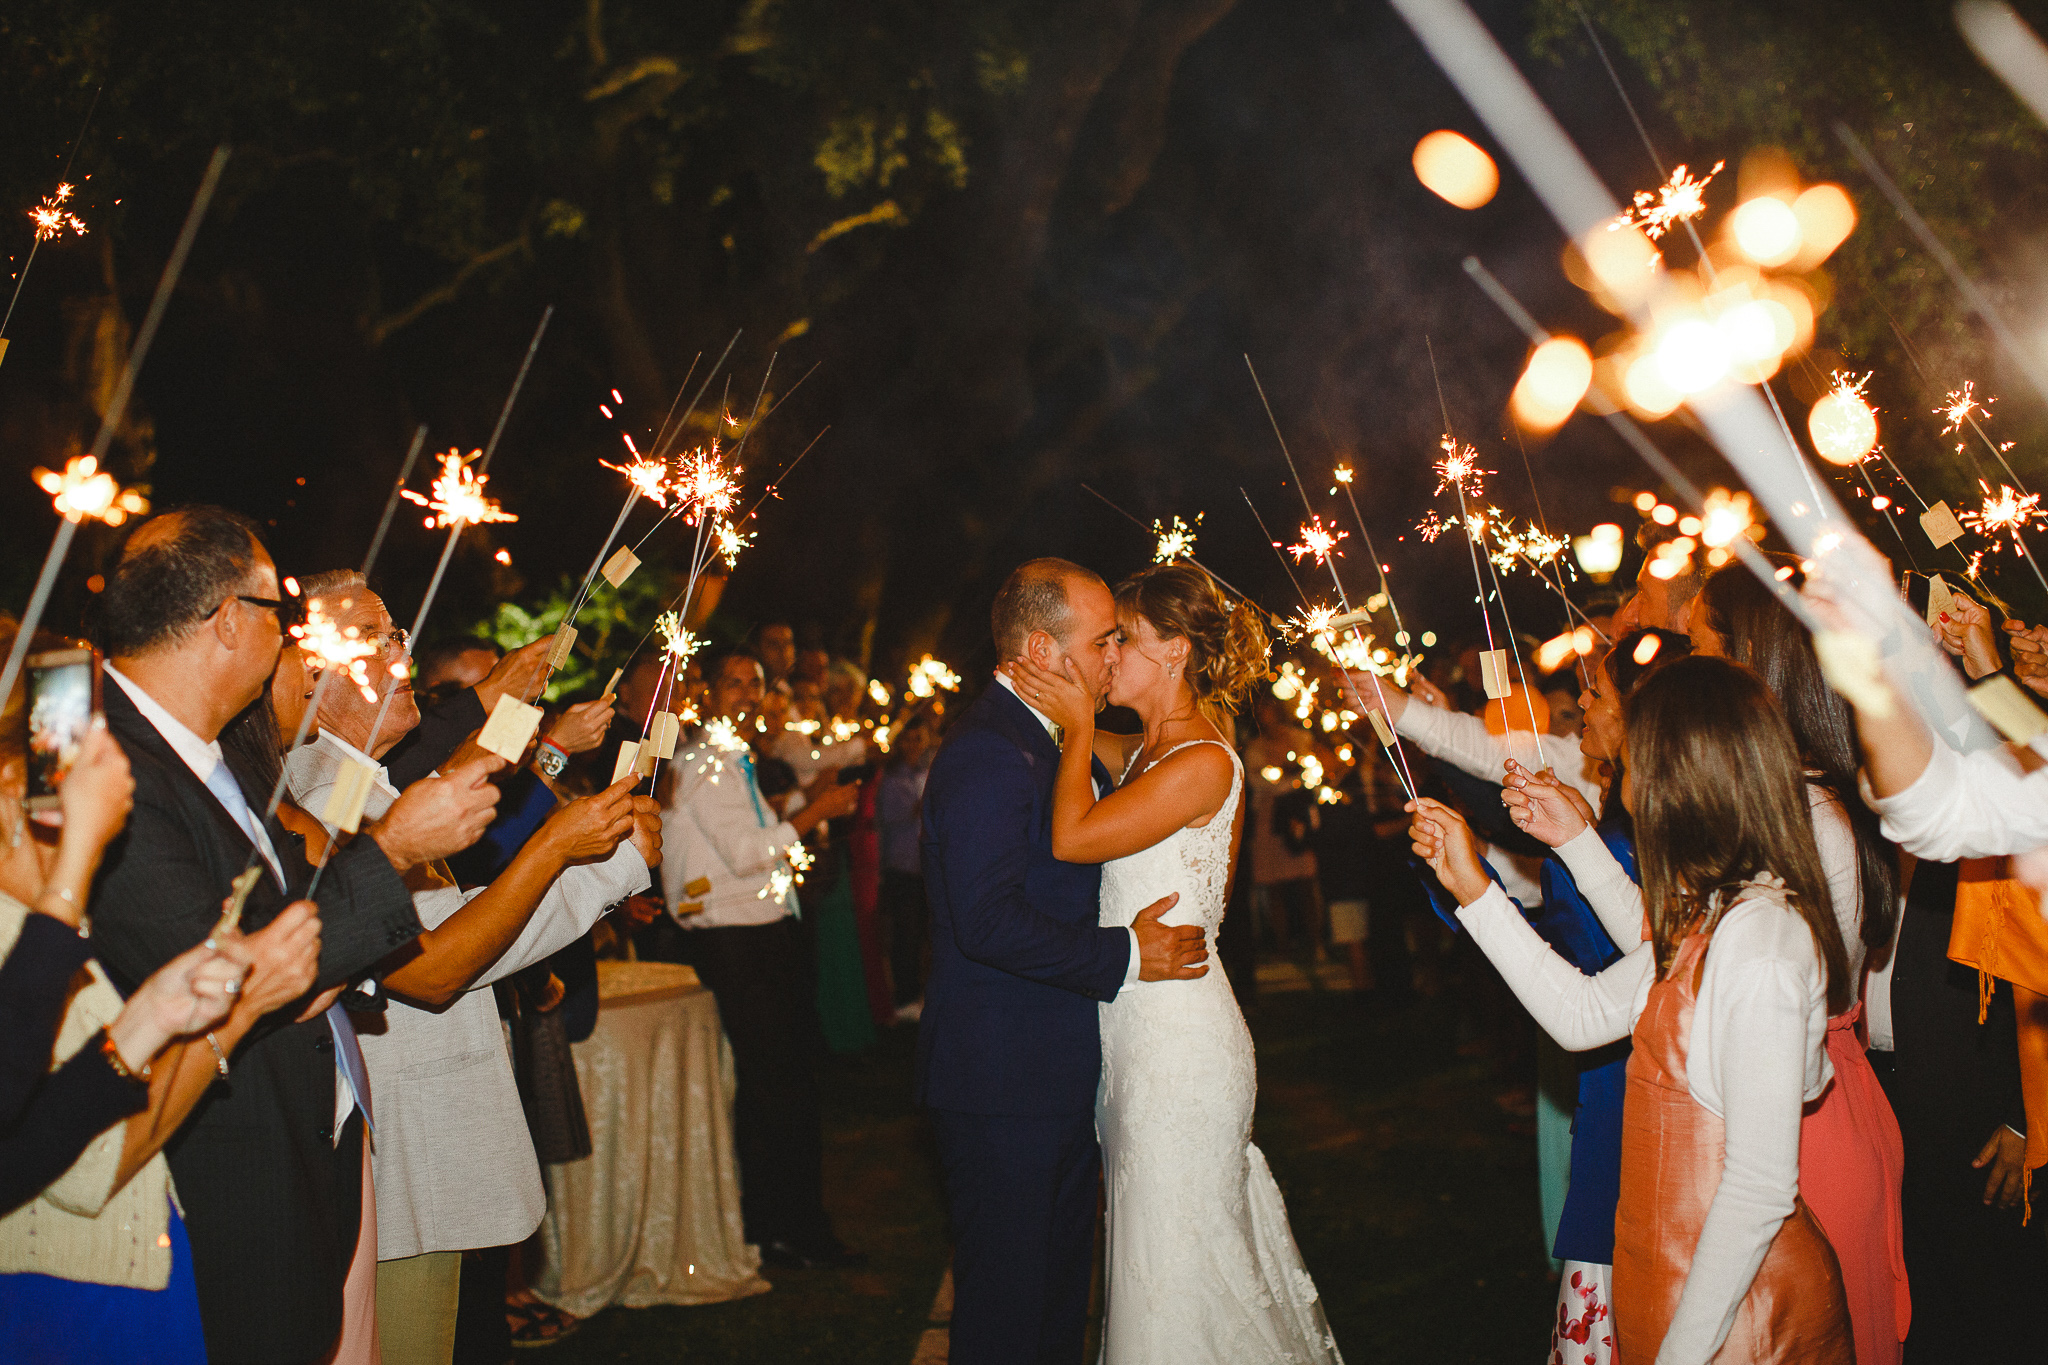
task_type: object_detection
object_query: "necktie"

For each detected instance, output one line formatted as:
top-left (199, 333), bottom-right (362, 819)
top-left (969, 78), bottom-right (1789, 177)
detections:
top-left (202, 759), bottom-right (373, 1136)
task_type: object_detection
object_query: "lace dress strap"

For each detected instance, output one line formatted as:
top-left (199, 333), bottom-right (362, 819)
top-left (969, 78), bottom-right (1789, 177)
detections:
top-left (1139, 737), bottom-right (1240, 775)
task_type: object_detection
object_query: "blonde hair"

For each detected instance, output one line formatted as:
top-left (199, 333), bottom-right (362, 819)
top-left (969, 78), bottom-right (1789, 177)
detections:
top-left (1113, 564), bottom-right (1270, 723)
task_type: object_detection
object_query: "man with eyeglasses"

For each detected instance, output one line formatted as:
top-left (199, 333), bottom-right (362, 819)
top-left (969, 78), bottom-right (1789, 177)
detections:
top-left (85, 506), bottom-right (504, 1365)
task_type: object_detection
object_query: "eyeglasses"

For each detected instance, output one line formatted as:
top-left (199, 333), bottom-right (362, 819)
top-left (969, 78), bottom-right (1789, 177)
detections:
top-left (208, 593), bottom-right (303, 628)
top-left (369, 628), bottom-right (411, 654)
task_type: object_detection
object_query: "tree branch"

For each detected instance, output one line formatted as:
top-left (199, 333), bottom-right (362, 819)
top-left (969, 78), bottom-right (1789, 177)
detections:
top-left (365, 232), bottom-right (529, 347)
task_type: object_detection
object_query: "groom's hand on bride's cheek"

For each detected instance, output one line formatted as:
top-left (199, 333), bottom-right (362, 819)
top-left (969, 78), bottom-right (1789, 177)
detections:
top-left (1133, 893), bottom-right (1208, 981)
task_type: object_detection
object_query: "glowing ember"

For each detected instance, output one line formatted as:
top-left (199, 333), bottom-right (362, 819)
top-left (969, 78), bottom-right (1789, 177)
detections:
top-left (401, 450), bottom-right (517, 529)
top-left (1698, 488), bottom-right (1757, 548)
top-left (1152, 513), bottom-right (1201, 564)
top-left (1432, 436), bottom-right (1491, 498)
top-left (674, 442), bottom-right (741, 525)
top-left (1938, 382), bottom-right (1990, 435)
top-left (1612, 161), bottom-right (1723, 241)
top-left (906, 655), bottom-right (961, 699)
top-left (1962, 481), bottom-right (2046, 548)
top-left (28, 183), bottom-right (86, 243)
top-left (291, 597), bottom-right (381, 703)
top-left (600, 455), bottom-right (673, 508)
top-left (714, 518), bottom-right (754, 569)
top-left (1288, 516), bottom-right (1347, 565)
top-left (1334, 466), bottom-right (1354, 484)
top-left (1416, 510), bottom-right (1451, 543)
top-left (32, 455), bottom-right (149, 525)
top-left (1290, 604), bottom-right (1340, 641)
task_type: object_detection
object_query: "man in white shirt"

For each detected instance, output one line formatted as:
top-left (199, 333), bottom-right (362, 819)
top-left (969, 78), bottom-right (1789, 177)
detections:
top-left (656, 644), bottom-right (861, 1269)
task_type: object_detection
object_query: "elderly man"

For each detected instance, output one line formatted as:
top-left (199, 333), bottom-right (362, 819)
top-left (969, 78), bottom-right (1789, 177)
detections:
top-left (277, 570), bottom-right (658, 1364)
top-left (660, 645), bottom-right (861, 1268)
top-left (1611, 520), bottom-right (1703, 635)
top-left (86, 507), bottom-right (500, 1365)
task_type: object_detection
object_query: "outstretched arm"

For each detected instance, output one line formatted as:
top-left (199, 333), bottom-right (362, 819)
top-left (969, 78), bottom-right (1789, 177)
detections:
top-left (1005, 658), bottom-right (1232, 864)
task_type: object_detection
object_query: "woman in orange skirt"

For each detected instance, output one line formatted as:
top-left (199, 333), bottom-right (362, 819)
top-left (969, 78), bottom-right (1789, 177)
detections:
top-left (1414, 657), bottom-right (1854, 1364)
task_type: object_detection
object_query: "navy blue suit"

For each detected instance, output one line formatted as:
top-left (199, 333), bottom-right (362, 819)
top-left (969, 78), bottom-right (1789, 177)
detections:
top-left (919, 683), bottom-right (1131, 1364)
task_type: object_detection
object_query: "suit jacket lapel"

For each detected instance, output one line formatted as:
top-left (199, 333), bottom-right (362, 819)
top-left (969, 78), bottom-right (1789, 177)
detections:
top-left (979, 683), bottom-right (1117, 798)
top-left (102, 682), bottom-right (272, 875)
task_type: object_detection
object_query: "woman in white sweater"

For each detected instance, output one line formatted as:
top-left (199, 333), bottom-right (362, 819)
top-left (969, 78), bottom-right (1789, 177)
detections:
top-left (1411, 656), bottom-right (1854, 1364)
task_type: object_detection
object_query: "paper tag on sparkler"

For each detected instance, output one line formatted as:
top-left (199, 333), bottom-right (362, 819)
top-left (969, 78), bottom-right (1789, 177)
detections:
top-left (547, 626), bottom-right (579, 671)
top-left (1969, 674), bottom-right (2048, 746)
top-left (322, 757), bottom-right (379, 835)
top-left (611, 740), bottom-right (641, 784)
top-left (1925, 573), bottom-right (1956, 628)
top-left (603, 668), bottom-right (623, 699)
top-left (1813, 629), bottom-right (1893, 719)
top-left (600, 547), bottom-right (640, 589)
top-left (209, 867), bottom-right (266, 944)
top-left (1324, 609), bottom-right (1375, 635)
top-left (1921, 501), bottom-right (1967, 549)
top-left (1478, 649), bottom-right (1512, 700)
top-left (1368, 709), bottom-right (1396, 747)
top-left (683, 876), bottom-right (712, 899)
top-left (635, 744), bottom-right (660, 778)
top-left (477, 693), bottom-right (544, 763)
top-left (0, 338), bottom-right (10, 369)
top-left (648, 710), bottom-right (681, 761)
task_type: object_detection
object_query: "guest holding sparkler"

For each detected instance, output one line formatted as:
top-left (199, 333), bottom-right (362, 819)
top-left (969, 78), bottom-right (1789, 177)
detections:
top-left (244, 572), bottom-right (658, 1365)
top-left (1413, 655), bottom-right (1855, 1365)
top-left (82, 508), bottom-right (503, 1365)
top-left (657, 645), bottom-right (863, 1269)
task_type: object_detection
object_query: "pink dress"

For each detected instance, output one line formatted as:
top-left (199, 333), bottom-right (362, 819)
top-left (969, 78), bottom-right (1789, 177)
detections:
top-left (1796, 1003), bottom-right (1909, 1365)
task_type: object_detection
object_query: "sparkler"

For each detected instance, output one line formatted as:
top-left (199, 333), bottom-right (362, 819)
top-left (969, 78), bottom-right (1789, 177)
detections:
top-left (1288, 516), bottom-right (1347, 564)
top-left (1241, 359), bottom-right (1421, 799)
top-left (2, 87), bottom-right (102, 356)
top-left (1153, 514), bottom-right (1201, 563)
top-left (0, 147), bottom-right (228, 707)
top-left (907, 655), bottom-right (962, 699)
top-left (400, 449), bottom-right (518, 529)
top-left (1611, 161), bottom-right (1723, 241)
top-left (1961, 480), bottom-right (2048, 598)
top-left (1078, 484), bottom-right (1281, 631)
top-left (1327, 460), bottom-right (1413, 646)
top-left (1431, 436), bottom-right (1492, 498)
top-left (291, 598), bottom-right (382, 705)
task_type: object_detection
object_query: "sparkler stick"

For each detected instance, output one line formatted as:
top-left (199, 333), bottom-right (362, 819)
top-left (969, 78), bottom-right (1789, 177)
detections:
top-left (1, 85), bottom-right (102, 352)
top-left (1836, 123), bottom-right (2048, 410)
top-left (0, 147), bottom-right (228, 705)
top-left (1239, 369), bottom-right (1423, 797)
top-left (351, 309), bottom-right (551, 771)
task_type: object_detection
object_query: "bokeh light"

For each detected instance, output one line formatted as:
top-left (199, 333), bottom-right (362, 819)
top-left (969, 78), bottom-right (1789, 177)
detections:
top-left (1731, 196), bottom-right (1801, 266)
top-left (1510, 336), bottom-right (1593, 431)
top-left (1412, 131), bottom-right (1498, 209)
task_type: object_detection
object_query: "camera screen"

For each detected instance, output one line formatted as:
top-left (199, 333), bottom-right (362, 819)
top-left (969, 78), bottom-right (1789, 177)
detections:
top-left (26, 656), bottom-right (95, 808)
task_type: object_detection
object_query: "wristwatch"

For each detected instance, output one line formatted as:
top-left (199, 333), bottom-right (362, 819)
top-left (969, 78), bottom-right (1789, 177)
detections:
top-left (535, 738), bottom-right (570, 779)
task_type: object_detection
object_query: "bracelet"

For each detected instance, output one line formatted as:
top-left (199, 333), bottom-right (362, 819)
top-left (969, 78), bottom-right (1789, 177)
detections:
top-left (99, 1028), bottom-right (151, 1084)
top-left (205, 1033), bottom-right (229, 1078)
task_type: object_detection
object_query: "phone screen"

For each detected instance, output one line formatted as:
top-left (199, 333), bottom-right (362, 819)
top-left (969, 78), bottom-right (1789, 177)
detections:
top-left (26, 648), bottom-right (98, 815)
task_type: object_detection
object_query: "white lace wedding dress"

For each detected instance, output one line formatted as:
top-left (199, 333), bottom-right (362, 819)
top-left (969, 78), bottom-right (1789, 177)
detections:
top-left (1096, 740), bottom-right (1343, 1364)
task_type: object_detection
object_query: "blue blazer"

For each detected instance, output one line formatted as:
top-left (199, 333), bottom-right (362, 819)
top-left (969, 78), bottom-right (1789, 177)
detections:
top-left (916, 684), bottom-right (1131, 1115)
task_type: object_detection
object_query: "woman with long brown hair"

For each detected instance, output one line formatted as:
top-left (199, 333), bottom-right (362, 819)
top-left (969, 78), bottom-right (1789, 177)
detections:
top-left (1412, 655), bottom-right (1854, 1364)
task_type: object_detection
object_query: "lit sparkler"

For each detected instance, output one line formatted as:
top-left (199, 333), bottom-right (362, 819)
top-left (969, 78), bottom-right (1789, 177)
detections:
top-left (1612, 161), bottom-right (1723, 241)
top-left (714, 518), bottom-right (754, 569)
top-left (907, 655), bottom-right (962, 699)
top-left (32, 454), bottom-right (148, 525)
top-left (1938, 382), bottom-right (1989, 435)
top-left (656, 611), bottom-right (705, 662)
top-left (1962, 482), bottom-right (2046, 546)
top-left (401, 449), bottom-right (517, 529)
top-left (1698, 488), bottom-right (1757, 548)
top-left (1152, 513), bottom-right (1202, 563)
top-left (676, 442), bottom-right (741, 525)
top-left (1288, 516), bottom-right (1347, 565)
top-left (291, 597), bottom-right (381, 704)
top-left (600, 454), bottom-right (674, 508)
top-left (28, 184), bottom-right (86, 243)
top-left (1432, 436), bottom-right (1491, 498)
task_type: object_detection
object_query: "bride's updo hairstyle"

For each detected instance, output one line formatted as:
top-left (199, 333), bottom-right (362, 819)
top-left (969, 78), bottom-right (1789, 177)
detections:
top-left (1113, 563), bottom-right (1270, 722)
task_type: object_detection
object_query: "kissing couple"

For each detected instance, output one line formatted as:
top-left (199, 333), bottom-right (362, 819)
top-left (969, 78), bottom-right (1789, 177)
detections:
top-left (916, 557), bottom-right (1344, 1364)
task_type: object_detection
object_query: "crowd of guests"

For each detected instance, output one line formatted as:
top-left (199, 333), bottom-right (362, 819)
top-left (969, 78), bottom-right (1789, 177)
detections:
top-left (7, 497), bottom-right (2048, 1365)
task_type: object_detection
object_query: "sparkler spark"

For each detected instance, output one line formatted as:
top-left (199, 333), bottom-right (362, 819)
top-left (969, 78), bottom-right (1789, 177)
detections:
top-left (1962, 481), bottom-right (2046, 548)
top-left (906, 655), bottom-right (962, 700)
top-left (1416, 510), bottom-right (1451, 542)
top-left (32, 455), bottom-right (148, 525)
top-left (291, 597), bottom-right (381, 704)
top-left (675, 442), bottom-right (741, 525)
top-left (714, 518), bottom-right (754, 569)
top-left (1152, 513), bottom-right (1202, 564)
top-left (400, 449), bottom-right (517, 529)
top-left (1938, 382), bottom-right (1991, 435)
top-left (1698, 488), bottom-right (1757, 548)
top-left (28, 183), bottom-right (86, 243)
top-left (1333, 465), bottom-right (1354, 485)
top-left (655, 611), bottom-right (705, 662)
top-left (1288, 516), bottom-right (1347, 565)
top-left (1611, 161), bottom-right (1723, 241)
top-left (1289, 604), bottom-right (1340, 641)
top-left (600, 455), bottom-right (673, 508)
top-left (1432, 436), bottom-right (1491, 498)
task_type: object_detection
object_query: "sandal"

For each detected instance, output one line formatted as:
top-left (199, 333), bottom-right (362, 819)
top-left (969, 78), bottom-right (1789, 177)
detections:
top-left (508, 1299), bottom-right (582, 1348)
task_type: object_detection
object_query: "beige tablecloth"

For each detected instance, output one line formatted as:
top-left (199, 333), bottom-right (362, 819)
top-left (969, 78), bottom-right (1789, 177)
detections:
top-left (534, 961), bottom-right (770, 1314)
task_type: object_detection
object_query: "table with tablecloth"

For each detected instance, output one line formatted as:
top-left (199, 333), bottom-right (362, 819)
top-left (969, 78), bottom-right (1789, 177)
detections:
top-left (533, 960), bottom-right (770, 1314)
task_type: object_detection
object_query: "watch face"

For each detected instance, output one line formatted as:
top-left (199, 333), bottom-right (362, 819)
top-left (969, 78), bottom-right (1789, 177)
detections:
top-left (539, 747), bottom-right (567, 777)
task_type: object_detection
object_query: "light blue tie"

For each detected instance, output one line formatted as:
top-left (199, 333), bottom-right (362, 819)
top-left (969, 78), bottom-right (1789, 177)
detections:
top-left (741, 752), bottom-right (800, 919)
top-left (202, 760), bottom-right (374, 1133)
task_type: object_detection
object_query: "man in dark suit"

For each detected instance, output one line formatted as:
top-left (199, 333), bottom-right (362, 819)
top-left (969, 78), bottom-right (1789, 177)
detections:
top-left (85, 507), bottom-right (501, 1365)
top-left (919, 558), bottom-right (1208, 1365)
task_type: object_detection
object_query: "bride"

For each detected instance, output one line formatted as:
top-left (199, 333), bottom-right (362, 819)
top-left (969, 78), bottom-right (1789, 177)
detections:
top-left (1005, 562), bottom-right (1342, 1365)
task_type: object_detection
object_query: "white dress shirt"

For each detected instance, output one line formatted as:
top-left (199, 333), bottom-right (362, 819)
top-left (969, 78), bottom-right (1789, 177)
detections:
top-left (286, 731), bottom-right (649, 1258)
top-left (1394, 696), bottom-right (1605, 811)
top-left (1460, 827), bottom-right (1831, 1365)
top-left (661, 733), bottom-right (807, 929)
top-left (1863, 734), bottom-right (2048, 862)
top-left (994, 675), bottom-right (1141, 988)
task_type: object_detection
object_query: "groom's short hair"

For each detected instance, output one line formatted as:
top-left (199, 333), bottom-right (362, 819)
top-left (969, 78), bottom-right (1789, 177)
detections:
top-left (992, 558), bottom-right (1099, 657)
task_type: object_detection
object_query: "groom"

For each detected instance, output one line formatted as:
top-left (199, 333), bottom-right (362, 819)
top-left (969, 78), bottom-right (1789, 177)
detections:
top-left (919, 557), bottom-right (1210, 1364)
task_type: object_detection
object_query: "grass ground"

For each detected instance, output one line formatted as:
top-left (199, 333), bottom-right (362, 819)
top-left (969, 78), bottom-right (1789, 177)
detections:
top-left (545, 983), bottom-right (1554, 1363)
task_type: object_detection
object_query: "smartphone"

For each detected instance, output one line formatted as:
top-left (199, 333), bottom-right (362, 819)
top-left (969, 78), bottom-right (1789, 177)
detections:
top-left (25, 647), bottom-right (100, 817)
